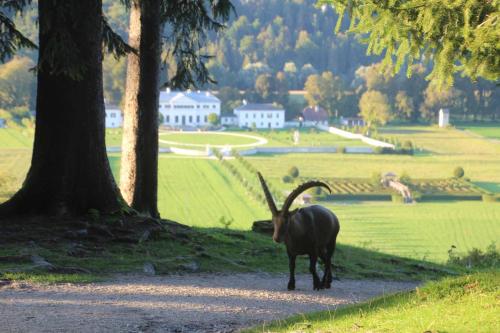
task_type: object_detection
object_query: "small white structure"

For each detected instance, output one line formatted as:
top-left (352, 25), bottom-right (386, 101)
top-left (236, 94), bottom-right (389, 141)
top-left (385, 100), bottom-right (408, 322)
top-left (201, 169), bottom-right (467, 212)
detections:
top-left (159, 88), bottom-right (221, 127)
top-left (439, 108), bottom-right (450, 128)
top-left (105, 105), bottom-right (123, 128)
top-left (221, 114), bottom-right (238, 126)
top-left (233, 101), bottom-right (285, 129)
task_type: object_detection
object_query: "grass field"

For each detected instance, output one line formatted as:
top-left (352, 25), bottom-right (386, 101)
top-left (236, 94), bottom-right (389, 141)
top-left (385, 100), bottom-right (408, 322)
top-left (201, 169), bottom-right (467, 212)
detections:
top-left (109, 154), bottom-right (268, 228)
top-left (328, 201), bottom-right (500, 262)
top-left (2, 125), bottom-right (499, 264)
top-left (248, 152), bottom-right (500, 186)
top-left (246, 272), bottom-right (500, 333)
top-left (257, 128), bottom-right (369, 147)
top-left (458, 123), bottom-right (500, 139)
top-left (378, 125), bottom-right (500, 155)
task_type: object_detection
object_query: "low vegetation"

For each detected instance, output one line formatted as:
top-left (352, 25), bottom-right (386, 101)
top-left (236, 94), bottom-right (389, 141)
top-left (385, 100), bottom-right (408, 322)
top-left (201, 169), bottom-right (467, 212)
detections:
top-left (246, 271), bottom-right (499, 333)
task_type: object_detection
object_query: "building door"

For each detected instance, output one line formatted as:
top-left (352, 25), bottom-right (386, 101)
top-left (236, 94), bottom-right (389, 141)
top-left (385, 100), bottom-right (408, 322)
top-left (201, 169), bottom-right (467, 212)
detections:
top-left (182, 115), bottom-right (186, 125)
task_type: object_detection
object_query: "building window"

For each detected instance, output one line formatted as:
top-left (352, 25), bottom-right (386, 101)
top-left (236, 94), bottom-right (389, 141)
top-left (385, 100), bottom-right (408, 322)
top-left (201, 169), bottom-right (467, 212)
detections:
top-left (175, 116), bottom-right (178, 123)
top-left (166, 115), bottom-right (170, 122)
top-left (245, 114), bottom-right (248, 118)
top-left (174, 104), bottom-right (195, 109)
top-left (196, 115), bottom-right (200, 122)
top-left (253, 114), bottom-right (256, 119)
top-left (110, 113), bottom-right (116, 118)
top-left (267, 113), bottom-right (272, 118)
top-left (166, 105), bottom-right (171, 108)
top-left (189, 116), bottom-right (192, 123)
top-left (212, 105), bottom-right (216, 108)
top-left (261, 113), bottom-right (264, 118)
top-left (276, 122), bottom-right (279, 126)
top-left (203, 105), bottom-right (209, 109)
top-left (276, 113), bottom-right (279, 118)
top-left (204, 116), bottom-right (207, 122)
top-left (196, 105), bottom-right (200, 108)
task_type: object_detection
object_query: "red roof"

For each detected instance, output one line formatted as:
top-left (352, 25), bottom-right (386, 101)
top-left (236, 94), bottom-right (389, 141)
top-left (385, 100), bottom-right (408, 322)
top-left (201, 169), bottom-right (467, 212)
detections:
top-left (302, 106), bottom-right (328, 121)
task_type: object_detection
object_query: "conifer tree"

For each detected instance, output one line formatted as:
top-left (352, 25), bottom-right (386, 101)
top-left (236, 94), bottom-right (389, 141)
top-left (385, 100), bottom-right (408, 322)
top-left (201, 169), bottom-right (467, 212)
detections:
top-left (322, 0), bottom-right (499, 85)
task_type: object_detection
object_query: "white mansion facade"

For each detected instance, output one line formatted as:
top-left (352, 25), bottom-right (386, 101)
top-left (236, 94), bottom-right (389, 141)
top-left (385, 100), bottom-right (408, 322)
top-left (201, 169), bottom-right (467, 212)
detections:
top-left (231, 101), bottom-right (285, 129)
top-left (159, 89), bottom-right (221, 127)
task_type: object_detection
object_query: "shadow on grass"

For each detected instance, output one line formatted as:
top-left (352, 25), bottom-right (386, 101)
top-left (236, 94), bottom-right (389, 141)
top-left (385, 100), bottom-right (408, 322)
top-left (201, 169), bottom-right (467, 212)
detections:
top-left (0, 222), bottom-right (458, 284)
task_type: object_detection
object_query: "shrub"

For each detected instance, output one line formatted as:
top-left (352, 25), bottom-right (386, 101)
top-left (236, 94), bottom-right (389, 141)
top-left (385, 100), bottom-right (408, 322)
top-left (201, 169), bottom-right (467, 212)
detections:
top-left (218, 216), bottom-right (234, 229)
top-left (482, 194), bottom-right (500, 203)
top-left (288, 166), bottom-right (299, 178)
top-left (447, 243), bottom-right (498, 269)
top-left (454, 166), bottom-right (465, 179)
top-left (282, 175), bottom-right (293, 183)
top-left (314, 186), bottom-right (323, 195)
top-left (371, 172), bottom-right (381, 187)
top-left (373, 146), bottom-right (384, 154)
top-left (337, 146), bottom-right (346, 154)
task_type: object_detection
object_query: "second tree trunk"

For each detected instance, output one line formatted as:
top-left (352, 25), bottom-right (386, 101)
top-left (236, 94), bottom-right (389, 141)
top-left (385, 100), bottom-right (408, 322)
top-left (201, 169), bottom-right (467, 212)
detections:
top-left (120, 0), bottom-right (161, 217)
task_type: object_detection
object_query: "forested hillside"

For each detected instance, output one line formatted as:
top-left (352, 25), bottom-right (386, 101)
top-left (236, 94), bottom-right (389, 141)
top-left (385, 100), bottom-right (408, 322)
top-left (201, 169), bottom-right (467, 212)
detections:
top-left (0, 0), bottom-right (497, 125)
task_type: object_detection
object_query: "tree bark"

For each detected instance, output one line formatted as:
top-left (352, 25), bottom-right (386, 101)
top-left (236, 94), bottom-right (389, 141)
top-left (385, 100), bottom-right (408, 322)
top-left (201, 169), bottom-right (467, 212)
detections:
top-left (0, 0), bottom-right (124, 217)
top-left (120, 0), bottom-right (161, 218)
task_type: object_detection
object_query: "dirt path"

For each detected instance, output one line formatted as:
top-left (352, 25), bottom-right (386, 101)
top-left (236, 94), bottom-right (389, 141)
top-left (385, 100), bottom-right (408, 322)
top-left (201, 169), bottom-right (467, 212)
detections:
top-left (0, 273), bottom-right (417, 332)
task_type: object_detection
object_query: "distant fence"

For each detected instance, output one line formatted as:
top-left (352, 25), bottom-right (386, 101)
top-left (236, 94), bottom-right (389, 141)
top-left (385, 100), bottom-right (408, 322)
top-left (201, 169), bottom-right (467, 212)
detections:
top-left (317, 125), bottom-right (395, 148)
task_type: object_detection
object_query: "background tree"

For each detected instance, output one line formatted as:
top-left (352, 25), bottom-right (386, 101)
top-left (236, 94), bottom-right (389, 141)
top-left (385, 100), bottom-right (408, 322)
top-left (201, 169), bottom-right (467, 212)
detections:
top-left (359, 90), bottom-right (391, 129)
top-left (255, 73), bottom-right (274, 101)
top-left (0, 57), bottom-right (36, 110)
top-left (208, 112), bottom-right (218, 125)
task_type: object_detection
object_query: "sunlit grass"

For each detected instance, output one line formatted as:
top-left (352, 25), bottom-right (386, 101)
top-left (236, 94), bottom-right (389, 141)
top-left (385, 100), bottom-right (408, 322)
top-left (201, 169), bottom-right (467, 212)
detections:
top-left (245, 272), bottom-right (500, 333)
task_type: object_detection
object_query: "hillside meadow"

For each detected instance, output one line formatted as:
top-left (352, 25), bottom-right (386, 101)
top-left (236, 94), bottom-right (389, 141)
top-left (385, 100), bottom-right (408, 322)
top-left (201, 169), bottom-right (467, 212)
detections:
top-left (1, 125), bottom-right (499, 263)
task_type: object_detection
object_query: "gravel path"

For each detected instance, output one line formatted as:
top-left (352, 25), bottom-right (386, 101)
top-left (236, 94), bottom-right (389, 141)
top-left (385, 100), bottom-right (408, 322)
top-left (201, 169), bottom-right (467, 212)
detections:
top-left (0, 274), bottom-right (417, 332)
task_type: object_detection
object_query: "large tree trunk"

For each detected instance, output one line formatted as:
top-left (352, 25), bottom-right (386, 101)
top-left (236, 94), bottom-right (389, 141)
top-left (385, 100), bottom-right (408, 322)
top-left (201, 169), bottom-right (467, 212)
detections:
top-left (120, 0), bottom-right (161, 218)
top-left (0, 0), bottom-right (124, 217)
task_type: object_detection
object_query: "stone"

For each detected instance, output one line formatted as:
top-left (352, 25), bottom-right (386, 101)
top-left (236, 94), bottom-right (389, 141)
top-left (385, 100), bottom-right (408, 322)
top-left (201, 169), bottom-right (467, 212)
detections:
top-left (143, 262), bottom-right (156, 276)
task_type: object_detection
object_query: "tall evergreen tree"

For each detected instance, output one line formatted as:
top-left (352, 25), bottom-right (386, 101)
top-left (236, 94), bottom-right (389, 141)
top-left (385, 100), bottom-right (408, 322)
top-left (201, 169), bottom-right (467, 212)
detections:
top-left (0, 0), bottom-right (130, 216)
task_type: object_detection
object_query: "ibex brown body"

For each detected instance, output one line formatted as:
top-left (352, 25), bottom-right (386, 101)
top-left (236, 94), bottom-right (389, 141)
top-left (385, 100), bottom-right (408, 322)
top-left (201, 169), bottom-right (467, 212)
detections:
top-left (258, 172), bottom-right (340, 290)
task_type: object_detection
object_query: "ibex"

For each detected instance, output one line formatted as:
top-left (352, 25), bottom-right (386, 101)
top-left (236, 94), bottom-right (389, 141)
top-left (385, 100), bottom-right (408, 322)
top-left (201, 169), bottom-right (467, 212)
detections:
top-left (258, 172), bottom-right (340, 290)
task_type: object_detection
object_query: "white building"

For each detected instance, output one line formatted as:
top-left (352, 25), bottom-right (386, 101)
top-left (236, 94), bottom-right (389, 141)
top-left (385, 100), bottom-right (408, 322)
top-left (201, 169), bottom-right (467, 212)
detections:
top-left (159, 89), bottom-right (221, 127)
top-left (439, 108), bottom-right (450, 128)
top-left (220, 114), bottom-right (238, 126)
top-left (105, 105), bottom-right (123, 128)
top-left (233, 101), bottom-right (285, 129)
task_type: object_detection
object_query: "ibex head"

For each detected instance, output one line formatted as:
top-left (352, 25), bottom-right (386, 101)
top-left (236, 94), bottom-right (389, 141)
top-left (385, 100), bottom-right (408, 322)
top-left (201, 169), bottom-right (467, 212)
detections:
top-left (257, 172), bottom-right (331, 243)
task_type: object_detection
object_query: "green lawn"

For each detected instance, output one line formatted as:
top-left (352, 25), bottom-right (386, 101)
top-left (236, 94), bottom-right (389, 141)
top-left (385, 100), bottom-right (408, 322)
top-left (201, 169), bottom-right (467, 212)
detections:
top-left (159, 131), bottom-right (262, 146)
top-left (378, 125), bottom-right (500, 155)
top-left (109, 154), bottom-right (268, 228)
top-left (246, 272), bottom-right (500, 333)
top-left (0, 128), bottom-right (33, 148)
top-left (258, 128), bottom-right (369, 147)
top-left (248, 152), bottom-right (500, 186)
top-left (460, 124), bottom-right (500, 139)
top-left (2, 127), bottom-right (499, 264)
top-left (328, 201), bottom-right (500, 262)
